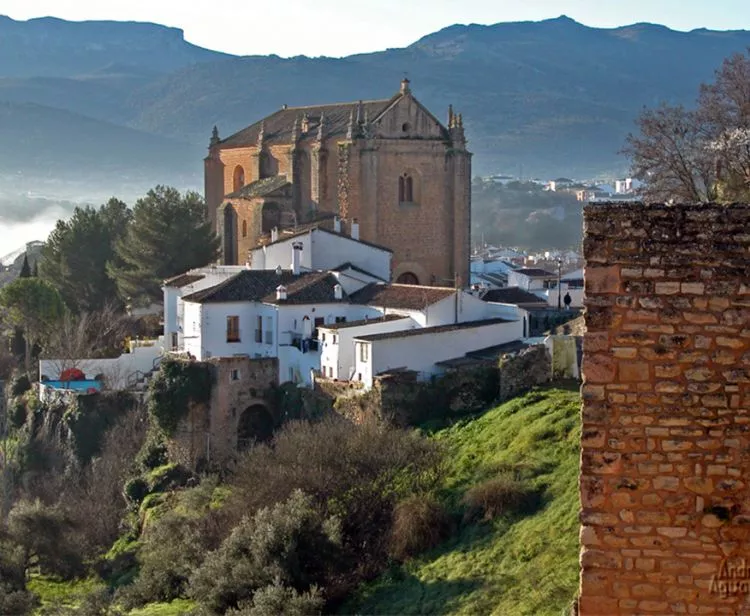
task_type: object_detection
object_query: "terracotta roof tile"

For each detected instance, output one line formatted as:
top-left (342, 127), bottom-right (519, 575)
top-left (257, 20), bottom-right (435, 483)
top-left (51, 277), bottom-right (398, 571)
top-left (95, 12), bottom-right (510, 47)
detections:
top-left (318, 315), bottom-right (407, 330)
top-left (349, 283), bottom-right (454, 310)
top-left (354, 318), bottom-right (513, 342)
top-left (181, 270), bottom-right (346, 305)
top-left (163, 273), bottom-right (205, 287)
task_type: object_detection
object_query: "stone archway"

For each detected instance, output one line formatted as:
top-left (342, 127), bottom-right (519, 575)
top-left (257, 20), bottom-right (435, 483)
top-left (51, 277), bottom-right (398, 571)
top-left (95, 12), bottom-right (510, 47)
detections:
top-left (393, 262), bottom-right (429, 286)
top-left (237, 403), bottom-right (274, 450)
top-left (396, 271), bottom-right (419, 285)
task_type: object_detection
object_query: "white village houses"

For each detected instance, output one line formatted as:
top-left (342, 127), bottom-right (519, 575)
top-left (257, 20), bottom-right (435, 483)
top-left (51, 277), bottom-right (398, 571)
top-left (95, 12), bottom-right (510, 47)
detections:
top-left (163, 226), bottom-right (527, 390)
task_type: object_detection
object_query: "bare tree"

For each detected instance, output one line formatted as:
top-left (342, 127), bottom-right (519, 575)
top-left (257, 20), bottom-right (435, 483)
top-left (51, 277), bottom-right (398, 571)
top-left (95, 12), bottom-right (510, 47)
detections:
top-left (625, 48), bottom-right (750, 202)
top-left (623, 104), bottom-right (717, 202)
top-left (42, 303), bottom-right (131, 381)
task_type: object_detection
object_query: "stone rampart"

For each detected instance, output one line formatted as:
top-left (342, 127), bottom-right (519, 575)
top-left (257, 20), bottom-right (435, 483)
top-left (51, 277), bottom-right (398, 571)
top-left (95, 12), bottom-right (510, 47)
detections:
top-left (579, 203), bottom-right (750, 614)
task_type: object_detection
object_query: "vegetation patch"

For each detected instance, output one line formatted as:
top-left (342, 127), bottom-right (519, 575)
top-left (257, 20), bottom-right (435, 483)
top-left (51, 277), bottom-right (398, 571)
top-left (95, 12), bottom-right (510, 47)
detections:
top-left (147, 359), bottom-right (212, 435)
top-left (345, 386), bottom-right (581, 616)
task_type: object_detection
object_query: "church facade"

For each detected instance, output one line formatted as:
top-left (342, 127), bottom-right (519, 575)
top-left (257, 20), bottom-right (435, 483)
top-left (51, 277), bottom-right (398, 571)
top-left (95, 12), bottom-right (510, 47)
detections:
top-left (204, 79), bottom-right (471, 287)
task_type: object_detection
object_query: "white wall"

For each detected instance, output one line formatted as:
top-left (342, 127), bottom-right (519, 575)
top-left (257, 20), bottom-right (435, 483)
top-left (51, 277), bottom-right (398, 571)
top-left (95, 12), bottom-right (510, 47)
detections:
top-left (354, 319), bottom-right (524, 389)
top-left (39, 339), bottom-right (163, 390)
top-left (164, 267), bottom-right (245, 348)
top-left (249, 229), bottom-right (391, 281)
top-left (319, 317), bottom-right (416, 380)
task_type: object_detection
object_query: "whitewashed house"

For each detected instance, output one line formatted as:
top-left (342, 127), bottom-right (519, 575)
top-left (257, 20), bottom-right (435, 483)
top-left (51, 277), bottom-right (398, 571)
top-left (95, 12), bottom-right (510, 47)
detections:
top-left (352, 318), bottom-right (524, 389)
top-left (507, 268), bottom-right (558, 291)
top-left (247, 223), bottom-right (391, 282)
top-left (165, 236), bottom-right (527, 390)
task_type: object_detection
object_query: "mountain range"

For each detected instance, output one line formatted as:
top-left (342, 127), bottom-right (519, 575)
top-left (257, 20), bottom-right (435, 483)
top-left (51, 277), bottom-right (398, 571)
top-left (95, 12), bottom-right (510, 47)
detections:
top-left (2, 14), bottom-right (750, 192)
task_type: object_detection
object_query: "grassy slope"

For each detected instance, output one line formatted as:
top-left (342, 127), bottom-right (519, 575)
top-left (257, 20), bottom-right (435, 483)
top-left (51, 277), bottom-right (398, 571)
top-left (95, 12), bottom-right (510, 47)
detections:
top-left (348, 386), bottom-right (581, 616)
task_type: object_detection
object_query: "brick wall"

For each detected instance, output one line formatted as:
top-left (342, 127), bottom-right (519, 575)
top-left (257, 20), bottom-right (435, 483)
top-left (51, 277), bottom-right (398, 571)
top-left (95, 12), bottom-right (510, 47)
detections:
top-left (579, 203), bottom-right (750, 614)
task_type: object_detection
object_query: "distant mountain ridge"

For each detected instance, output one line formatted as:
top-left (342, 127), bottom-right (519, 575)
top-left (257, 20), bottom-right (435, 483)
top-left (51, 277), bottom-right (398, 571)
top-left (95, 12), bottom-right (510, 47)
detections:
top-left (1, 14), bottom-right (750, 186)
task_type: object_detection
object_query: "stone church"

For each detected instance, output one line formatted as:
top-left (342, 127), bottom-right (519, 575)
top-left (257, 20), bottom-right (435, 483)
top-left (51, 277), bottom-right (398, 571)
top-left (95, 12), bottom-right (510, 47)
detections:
top-left (204, 79), bottom-right (471, 286)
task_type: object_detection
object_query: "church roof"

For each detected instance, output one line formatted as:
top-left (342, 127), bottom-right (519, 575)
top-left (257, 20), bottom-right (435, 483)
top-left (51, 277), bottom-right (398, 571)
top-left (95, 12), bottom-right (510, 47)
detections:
top-left (225, 175), bottom-right (290, 199)
top-left (219, 97), bottom-right (398, 148)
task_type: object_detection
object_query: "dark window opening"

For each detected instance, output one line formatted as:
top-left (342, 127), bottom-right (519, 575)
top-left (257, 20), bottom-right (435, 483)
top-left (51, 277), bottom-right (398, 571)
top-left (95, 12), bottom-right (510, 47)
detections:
top-left (227, 316), bottom-right (240, 343)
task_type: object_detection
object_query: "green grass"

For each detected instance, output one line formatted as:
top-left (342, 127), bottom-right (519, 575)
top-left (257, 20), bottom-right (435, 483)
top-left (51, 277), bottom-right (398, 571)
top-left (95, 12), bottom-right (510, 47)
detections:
top-left (128, 599), bottom-right (196, 615)
top-left (346, 386), bottom-right (581, 616)
top-left (28, 576), bottom-right (106, 611)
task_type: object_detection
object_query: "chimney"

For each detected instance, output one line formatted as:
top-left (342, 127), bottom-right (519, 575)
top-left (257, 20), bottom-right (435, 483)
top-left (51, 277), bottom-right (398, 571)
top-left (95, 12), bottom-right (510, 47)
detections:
top-left (334, 284), bottom-right (343, 300)
top-left (276, 285), bottom-right (287, 301)
top-left (271, 227), bottom-right (279, 242)
top-left (350, 219), bottom-right (360, 241)
top-left (291, 241), bottom-right (303, 275)
top-left (333, 215), bottom-right (341, 233)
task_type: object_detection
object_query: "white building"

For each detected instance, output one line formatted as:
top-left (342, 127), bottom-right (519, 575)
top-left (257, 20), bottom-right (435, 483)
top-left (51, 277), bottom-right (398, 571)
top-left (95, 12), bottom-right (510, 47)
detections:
top-left (352, 318), bottom-right (524, 389)
top-left (507, 268), bottom-right (558, 291)
top-left (247, 224), bottom-right (391, 282)
top-left (165, 240), bottom-right (527, 390)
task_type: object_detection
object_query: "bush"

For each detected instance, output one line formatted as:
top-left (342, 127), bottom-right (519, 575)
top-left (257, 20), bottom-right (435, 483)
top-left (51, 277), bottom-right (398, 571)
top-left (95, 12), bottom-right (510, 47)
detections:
top-left (189, 490), bottom-right (340, 613)
top-left (124, 477), bottom-right (149, 506)
top-left (10, 374), bottom-right (31, 397)
top-left (228, 417), bottom-right (443, 598)
top-left (148, 360), bottom-right (212, 435)
top-left (146, 463), bottom-right (192, 493)
top-left (462, 473), bottom-right (539, 522)
top-left (136, 432), bottom-right (168, 470)
top-left (7, 499), bottom-right (85, 579)
top-left (8, 399), bottom-right (27, 429)
top-left (388, 494), bottom-right (451, 562)
top-left (226, 582), bottom-right (324, 616)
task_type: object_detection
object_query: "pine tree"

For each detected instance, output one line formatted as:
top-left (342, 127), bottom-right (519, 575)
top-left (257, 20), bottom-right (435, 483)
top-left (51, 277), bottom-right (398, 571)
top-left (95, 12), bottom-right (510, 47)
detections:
top-left (19, 255), bottom-right (31, 278)
top-left (39, 198), bottom-right (130, 312)
top-left (108, 186), bottom-right (219, 306)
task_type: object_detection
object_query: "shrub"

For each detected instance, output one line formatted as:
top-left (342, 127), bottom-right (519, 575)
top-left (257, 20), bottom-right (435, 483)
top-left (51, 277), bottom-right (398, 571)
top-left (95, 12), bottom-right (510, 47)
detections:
top-left (462, 473), bottom-right (539, 522)
top-left (388, 494), bottom-right (451, 562)
top-left (146, 463), bottom-right (193, 493)
top-left (10, 374), bottom-right (31, 397)
top-left (148, 360), bottom-right (212, 435)
top-left (8, 399), bottom-right (26, 429)
top-left (124, 477), bottom-right (149, 506)
top-left (228, 417), bottom-right (443, 597)
top-left (117, 510), bottom-right (209, 608)
top-left (189, 490), bottom-right (340, 613)
top-left (226, 582), bottom-right (324, 616)
top-left (136, 432), bottom-right (168, 470)
top-left (7, 499), bottom-right (85, 579)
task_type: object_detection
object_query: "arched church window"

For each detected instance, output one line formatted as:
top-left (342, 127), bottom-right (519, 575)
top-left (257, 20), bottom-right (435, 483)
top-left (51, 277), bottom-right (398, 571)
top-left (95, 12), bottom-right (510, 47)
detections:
top-left (233, 165), bottom-right (245, 192)
top-left (399, 173), bottom-right (414, 203)
top-left (242, 220), bottom-right (248, 238)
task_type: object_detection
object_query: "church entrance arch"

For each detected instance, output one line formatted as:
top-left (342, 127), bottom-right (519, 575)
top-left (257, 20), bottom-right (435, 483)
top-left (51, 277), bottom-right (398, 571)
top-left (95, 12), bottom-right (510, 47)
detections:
top-left (237, 404), bottom-right (274, 450)
top-left (396, 272), bottom-right (420, 285)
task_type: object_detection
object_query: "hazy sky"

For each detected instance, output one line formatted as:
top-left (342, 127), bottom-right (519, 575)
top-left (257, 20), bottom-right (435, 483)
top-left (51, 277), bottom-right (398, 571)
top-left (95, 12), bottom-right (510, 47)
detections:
top-left (5, 0), bottom-right (750, 57)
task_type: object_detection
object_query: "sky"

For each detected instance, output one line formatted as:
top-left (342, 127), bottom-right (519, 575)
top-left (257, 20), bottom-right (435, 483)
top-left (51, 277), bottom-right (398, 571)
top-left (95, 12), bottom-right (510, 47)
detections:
top-left (4, 0), bottom-right (750, 57)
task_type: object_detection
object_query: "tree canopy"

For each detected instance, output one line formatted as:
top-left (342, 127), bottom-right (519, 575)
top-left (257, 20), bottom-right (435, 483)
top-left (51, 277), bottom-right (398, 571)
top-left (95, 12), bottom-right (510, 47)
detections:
top-left (624, 49), bottom-right (750, 203)
top-left (108, 186), bottom-right (219, 306)
top-left (39, 198), bottom-right (130, 313)
top-left (0, 278), bottom-right (64, 371)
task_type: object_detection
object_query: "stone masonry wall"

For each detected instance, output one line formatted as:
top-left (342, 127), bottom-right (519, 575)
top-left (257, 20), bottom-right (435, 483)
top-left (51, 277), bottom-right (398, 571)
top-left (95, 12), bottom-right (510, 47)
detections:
top-left (579, 203), bottom-right (750, 614)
